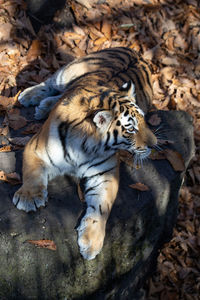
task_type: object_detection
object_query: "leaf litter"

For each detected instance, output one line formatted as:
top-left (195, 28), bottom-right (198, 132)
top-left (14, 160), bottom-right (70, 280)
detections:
top-left (0, 0), bottom-right (199, 298)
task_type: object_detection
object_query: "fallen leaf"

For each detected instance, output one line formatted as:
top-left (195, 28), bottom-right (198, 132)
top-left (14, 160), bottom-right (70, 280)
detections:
top-left (7, 112), bottom-right (27, 130)
top-left (0, 170), bottom-right (21, 185)
top-left (27, 40), bottom-right (42, 62)
top-left (0, 126), bottom-right (9, 137)
top-left (149, 150), bottom-right (166, 160)
top-left (148, 114), bottom-right (162, 126)
top-left (118, 150), bottom-right (133, 167)
top-left (94, 37), bottom-right (107, 45)
top-left (129, 182), bottom-right (150, 191)
top-left (27, 239), bottom-right (57, 251)
top-left (0, 170), bottom-right (7, 181)
top-left (150, 149), bottom-right (185, 171)
top-left (0, 96), bottom-right (19, 112)
top-left (0, 22), bottom-right (12, 41)
top-left (6, 172), bottom-right (21, 185)
top-left (101, 21), bottom-right (112, 40)
top-left (0, 145), bottom-right (12, 152)
top-left (22, 123), bottom-right (42, 135)
top-left (9, 136), bottom-right (31, 146)
top-left (164, 149), bottom-right (185, 172)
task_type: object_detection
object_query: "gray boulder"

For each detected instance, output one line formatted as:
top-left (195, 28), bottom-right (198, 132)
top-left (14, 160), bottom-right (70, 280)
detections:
top-left (0, 110), bottom-right (194, 299)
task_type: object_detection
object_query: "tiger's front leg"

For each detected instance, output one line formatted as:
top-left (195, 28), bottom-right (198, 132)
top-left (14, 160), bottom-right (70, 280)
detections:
top-left (13, 136), bottom-right (49, 212)
top-left (77, 166), bottom-right (119, 260)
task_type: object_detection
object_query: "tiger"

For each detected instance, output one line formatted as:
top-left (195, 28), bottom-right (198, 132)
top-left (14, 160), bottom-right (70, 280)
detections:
top-left (13, 47), bottom-right (157, 260)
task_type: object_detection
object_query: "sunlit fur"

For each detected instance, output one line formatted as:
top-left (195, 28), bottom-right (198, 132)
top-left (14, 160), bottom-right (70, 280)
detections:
top-left (13, 47), bottom-right (157, 260)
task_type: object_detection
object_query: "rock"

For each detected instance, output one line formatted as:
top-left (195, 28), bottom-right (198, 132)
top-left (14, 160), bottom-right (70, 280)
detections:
top-left (0, 110), bottom-right (194, 299)
top-left (0, 152), bottom-right (16, 173)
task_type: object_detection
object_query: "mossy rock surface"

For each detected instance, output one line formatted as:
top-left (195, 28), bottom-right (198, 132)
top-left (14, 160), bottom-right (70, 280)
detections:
top-left (0, 110), bottom-right (194, 299)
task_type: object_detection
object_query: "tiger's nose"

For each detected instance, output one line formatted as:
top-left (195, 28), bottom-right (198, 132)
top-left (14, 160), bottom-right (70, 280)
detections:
top-left (135, 126), bottom-right (157, 149)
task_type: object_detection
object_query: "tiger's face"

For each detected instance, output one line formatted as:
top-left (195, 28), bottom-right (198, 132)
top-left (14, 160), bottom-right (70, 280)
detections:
top-left (93, 81), bottom-right (157, 160)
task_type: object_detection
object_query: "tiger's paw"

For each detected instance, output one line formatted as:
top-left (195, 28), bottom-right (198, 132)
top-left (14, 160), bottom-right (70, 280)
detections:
top-left (77, 215), bottom-right (105, 260)
top-left (18, 82), bottom-right (49, 107)
top-left (13, 185), bottom-right (48, 212)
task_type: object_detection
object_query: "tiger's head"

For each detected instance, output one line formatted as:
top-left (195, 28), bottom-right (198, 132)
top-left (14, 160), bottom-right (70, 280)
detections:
top-left (92, 81), bottom-right (157, 161)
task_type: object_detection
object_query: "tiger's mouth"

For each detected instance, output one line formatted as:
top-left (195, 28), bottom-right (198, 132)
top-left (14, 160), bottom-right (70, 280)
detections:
top-left (134, 147), bottom-right (151, 158)
top-left (132, 147), bottom-right (152, 166)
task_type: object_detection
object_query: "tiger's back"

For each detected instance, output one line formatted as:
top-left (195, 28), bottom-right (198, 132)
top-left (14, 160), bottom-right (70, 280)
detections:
top-left (52, 47), bottom-right (153, 113)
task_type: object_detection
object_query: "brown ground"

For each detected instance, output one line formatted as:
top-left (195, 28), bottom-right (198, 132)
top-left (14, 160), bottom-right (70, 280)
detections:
top-left (0, 0), bottom-right (199, 299)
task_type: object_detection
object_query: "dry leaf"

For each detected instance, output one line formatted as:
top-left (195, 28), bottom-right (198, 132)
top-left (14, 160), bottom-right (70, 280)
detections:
top-left (27, 239), bottom-right (57, 251)
top-left (0, 170), bottom-right (21, 185)
top-left (118, 150), bottom-right (133, 167)
top-left (149, 150), bottom-right (166, 160)
top-left (0, 96), bottom-right (19, 112)
top-left (150, 149), bottom-right (185, 171)
top-left (129, 182), bottom-right (150, 191)
top-left (0, 22), bottom-right (12, 41)
top-left (94, 37), bottom-right (107, 45)
top-left (9, 136), bottom-right (31, 146)
top-left (27, 40), bottom-right (42, 61)
top-left (7, 112), bottom-right (27, 130)
top-left (164, 149), bottom-right (185, 172)
top-left (0, 145), bottom-right (12, 152)
top-left (101, 21), bottom-right (111, 40)
top-left (148, 114), bottom-right (162, 126)
top-left (0, 170), bottom-right (7, 181)
top-left (0, 126), bottom-right (9, 137)
top-left (21, 123), bottom-right (42, 135)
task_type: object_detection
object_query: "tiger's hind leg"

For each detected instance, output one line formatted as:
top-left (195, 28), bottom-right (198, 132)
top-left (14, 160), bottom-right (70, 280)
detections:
top-left (13, 134), bottom-right (49, 212)
top-left (77, 164), bottom-right (119, 260)
top-left (18, 77), bottom-right (60, 107)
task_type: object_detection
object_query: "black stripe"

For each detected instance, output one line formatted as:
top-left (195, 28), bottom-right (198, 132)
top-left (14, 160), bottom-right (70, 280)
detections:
top-left (124, 110), bottom-right (129, 116)
top-left (80, 97), bottom-right (85, 105)
top-left (111, 102), bottom-right (117, 110)
top-left (65, 70), bottom-right (108, 89)
top-left (141, 64), bottom-right (152, 88)
top-left (45, 146), bottom-right (61, 172)
top-left (87, 193), bottom-right (98, 197)
top-left (73, 119), bottom-right (83, 128)
top-left (119, 100), bottom-right (130, 105)
top-left (105, 132), bottom-right (110, 147)
top-left (108, 96), bottom-right (113, 108)
top-left (81, 137), bottom-right (87, 152)
top-left (87, 154), bottom-right (115, 169)
top-left (120, 106), bottom-right (124, 113)
top-left (107, 53), bottom-right (127, 64)
top-left (113, 129), bottom-right (118, 145)
top-left (86, 166), bottom-right (116, 179)
top-left (80, 57), bottom-right (108, 63)
top-left (99, 204), bottom-right (103, 215)
top-left (99, 91), bottom-right (109, 107)
top-left (78, 160), bottom-right (90, 168)
top-left (58, 120), bottom-right (76, 160)
top-left (114, 141), bottom-right (131, 146)
top-left (89, 205), bottom-right (96, 210)
top-left (58, 122), bottom-right (69, 157)
top-left (128, 69), bottom-right (144, 91)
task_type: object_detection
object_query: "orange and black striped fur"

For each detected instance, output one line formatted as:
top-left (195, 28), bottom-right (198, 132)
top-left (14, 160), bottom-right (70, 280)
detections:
top-left (13, 47), bottom-right (157, 260)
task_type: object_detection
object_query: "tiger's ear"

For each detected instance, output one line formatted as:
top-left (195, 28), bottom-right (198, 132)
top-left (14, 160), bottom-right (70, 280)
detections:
top-left (93, 110), bottom-right (113, 132)
top-left (120, 80), bottom-right (136, 104)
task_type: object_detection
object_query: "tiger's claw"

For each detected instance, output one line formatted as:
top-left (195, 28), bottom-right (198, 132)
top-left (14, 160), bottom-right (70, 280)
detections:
top-left (13, 188), bottom-right (48, 212)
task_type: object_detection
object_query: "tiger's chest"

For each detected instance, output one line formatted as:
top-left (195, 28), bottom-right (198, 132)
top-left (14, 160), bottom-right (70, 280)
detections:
top-left (43, 122), bottom-right (116, 180)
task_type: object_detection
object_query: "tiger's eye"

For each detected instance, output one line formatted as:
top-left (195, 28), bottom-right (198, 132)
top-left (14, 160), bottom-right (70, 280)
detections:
top-left (127, 127), bottom-right (135, 133)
